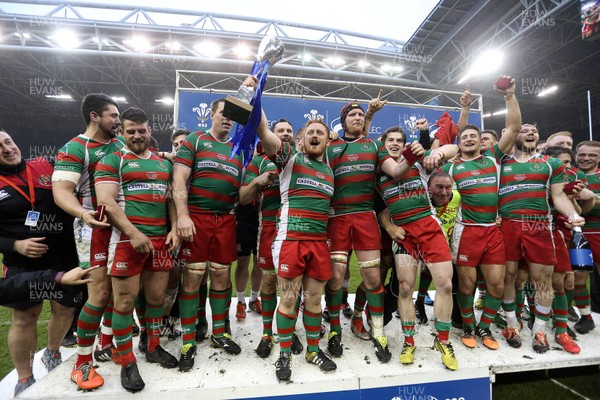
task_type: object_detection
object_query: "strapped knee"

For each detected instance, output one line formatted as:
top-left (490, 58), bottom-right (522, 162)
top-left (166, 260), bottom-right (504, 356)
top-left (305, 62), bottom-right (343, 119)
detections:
top-left (209, 261), bottom-right (231, 272)
top-left (359, 258), bottom-right (380, 269)
top-left (186, 262), bottom-right (207, 275)
top-left (331, 251), bottom-right (348, 269)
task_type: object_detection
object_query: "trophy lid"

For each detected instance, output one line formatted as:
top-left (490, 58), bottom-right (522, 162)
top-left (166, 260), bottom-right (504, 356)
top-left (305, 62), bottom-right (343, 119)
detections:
top-left (257, 36), bottom-right (284, 65)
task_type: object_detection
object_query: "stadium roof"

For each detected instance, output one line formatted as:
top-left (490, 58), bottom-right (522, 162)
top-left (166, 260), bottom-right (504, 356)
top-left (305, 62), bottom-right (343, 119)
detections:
top-left (0, 0), bottom-right (598, 153)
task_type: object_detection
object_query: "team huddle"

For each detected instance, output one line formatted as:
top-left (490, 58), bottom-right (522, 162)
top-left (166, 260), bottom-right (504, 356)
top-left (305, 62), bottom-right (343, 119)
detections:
top-left (3, 74), bottom-right (600, 395)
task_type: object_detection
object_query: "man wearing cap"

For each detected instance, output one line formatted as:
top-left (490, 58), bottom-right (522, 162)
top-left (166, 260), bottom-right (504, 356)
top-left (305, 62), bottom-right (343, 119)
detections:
top-left (323, 98), bottom-right (393, 362)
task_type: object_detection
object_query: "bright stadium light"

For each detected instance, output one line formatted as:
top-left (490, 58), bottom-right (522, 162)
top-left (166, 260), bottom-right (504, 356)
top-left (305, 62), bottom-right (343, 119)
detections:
top-left (458, 48), bottom-right (504, 84)
top-left (124, 36), bottom-right (151, 52)
top-left (156, 97), bottom-right (174, 105)
top-left (111, 96), bottom-right (127, 103)
top-left (323, 56), bottom-right (345, 66)
top-left (233, 43), bottom-right (251, 59)
top-left (49, 29), bottom-right (79, 49)
top-left (194, 40), bottom-right (220, 57)
top-left (46, 94), bottom-right (73, 100)
top-left (538, 85), bottom-right (558, 97)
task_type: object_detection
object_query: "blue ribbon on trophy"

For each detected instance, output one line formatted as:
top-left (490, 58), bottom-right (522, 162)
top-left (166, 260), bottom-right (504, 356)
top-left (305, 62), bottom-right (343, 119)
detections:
top-left (227, 36), bottom-right (284, 165)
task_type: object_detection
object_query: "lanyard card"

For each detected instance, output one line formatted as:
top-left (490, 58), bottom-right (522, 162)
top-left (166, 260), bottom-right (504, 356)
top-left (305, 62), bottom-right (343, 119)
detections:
top-left (25, 210), bottom-right (40, 227)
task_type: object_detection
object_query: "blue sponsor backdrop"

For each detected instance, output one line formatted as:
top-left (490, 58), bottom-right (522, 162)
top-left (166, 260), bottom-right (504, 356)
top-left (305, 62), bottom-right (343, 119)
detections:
top-left (243, 376), bottom-right (490, 400)
top-left (177, 91), bottom-right (481, 143)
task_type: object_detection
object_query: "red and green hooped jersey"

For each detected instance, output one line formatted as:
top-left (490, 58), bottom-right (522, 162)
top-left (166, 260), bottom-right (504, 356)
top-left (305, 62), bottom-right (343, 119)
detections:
top-left (272, 143), bottom-right (334, 241)
top-left (499, 154), bottom-right (565, 221)
top-left (583, 169), bottom-right (600, 233)
top-left (377, 151), bottom-right (434, 226)
top-left (326, 137), bottom-right (388, 216)
top-left (243, 154), bottom-right (280, 224)
top-left (95, 149), bottom-right (172, 237)
top-left (53, 135), bottom-right (124, 209)
top-left (174, 131), bottom-right (243, 214)
top-left (442, 143), bottom-right (504, 225)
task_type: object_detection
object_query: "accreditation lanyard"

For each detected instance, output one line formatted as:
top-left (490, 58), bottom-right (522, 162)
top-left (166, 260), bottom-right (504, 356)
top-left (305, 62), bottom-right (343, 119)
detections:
top-left (0, 166), bottom-right (40, 227)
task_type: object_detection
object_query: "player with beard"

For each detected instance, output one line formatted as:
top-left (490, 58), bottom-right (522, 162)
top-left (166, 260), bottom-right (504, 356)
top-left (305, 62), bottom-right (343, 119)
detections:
top-left (52, 93), bottom-right (123, 390)
top-left (499, 123), bottom-right (585, 353)
top-left (376, 127), bottom-right (458, 369)
top-left (239, 118), bottom-right (304, 358)
top-left (323, 96), bottom-right (413, 364)
top-left (94, 107), bottom-right (180, 392)
top-left (441, 77), bottom-right (521, 353)
top-left (173, 98), bottom-right (243, 372)
top-left (572, 141), bottom-right (600, 334)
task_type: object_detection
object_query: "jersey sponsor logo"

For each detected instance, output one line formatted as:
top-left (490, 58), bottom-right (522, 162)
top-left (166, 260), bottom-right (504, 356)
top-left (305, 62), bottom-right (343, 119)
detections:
top-left (203, 142), bottom-right (213, 148)
top-left (0, 190), bottom-right (9, 201)
top-left (94, 150), bottom-right (106, 158)
top-left (332, 147), bottom-right (343, 153)
top-left (146, 171), bottom-right (158, 180)
top-left (498, 183), bottom-right (545, 195)
top-left (115, 261), bottom-right (128, 270)
top-left (94, 252), bottom-right (107, 261)
top-left (279, 263), bottom-right (289, 272)
top-left (503, 165), bottom-right (512, 172)
top-left (334, 163), bottom-right (374, 176)
top-left (400, 180), bottom-right (422, 191)
top-left (38, 174), bottom-right (52, 186)
top-left (127, 182), bottom-right (167, 192)
top-left (196, 160), bottom-right (240, 176)
top-left (296, 177), bottom-right (334, 196)
top-left (128, 162), bottom-right (140, 168)
top-left (459, 254), bottom-right (469, 262)
top-left (456, 164), bottom-right (465, 170)
top-left (382, 186), bottom-right (400, 198)
top-left (457, 176), bottom-right (496, 188)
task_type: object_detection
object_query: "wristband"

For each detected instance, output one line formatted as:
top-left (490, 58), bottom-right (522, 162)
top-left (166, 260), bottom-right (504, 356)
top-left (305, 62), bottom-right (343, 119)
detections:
top-left (54, 271), bottom-right (65, 285)
top-left (402, 146), bottom-right (421, 166)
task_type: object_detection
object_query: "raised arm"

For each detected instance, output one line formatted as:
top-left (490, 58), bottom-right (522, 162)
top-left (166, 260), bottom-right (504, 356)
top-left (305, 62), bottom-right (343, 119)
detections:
top-left (422, 144), bottom-right (459, 171)
top-left (457, 84), bottom-right (471, 132)
top-left (380, 141), bottom-right (425, 180)
top-left (496, 76), bottom-right (522, 154)
top-left (364, 90), bottom-right (387, 137)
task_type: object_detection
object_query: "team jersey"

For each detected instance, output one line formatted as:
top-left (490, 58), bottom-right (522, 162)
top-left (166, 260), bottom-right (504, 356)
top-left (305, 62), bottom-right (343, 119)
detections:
top-left (499, 153), bottom-right (565, 221)
top-left (52, 135), bottom-right (124, 209)
top-left (326, 137), bottom-right (389, 216)
top-left (442, 143), bottom-right (504, 225)
top-left (243, 153), bottom-right (280, 224)
top-left (174, 131), bottom-right (243, 214)
top-left (272, 143), bottom-right (334, 241)
top-left (583, 169), bottom-right (600, 233)
top-left (95, 149), bottom-right (172, 237)
top-left (377, 151), bottom-right (433, 225)
top-left (435, 190), bottom-right (461, 241)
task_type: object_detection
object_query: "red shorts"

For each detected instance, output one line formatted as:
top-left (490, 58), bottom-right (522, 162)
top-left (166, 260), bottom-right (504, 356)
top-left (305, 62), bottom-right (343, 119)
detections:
top-left (451, 224), bottom-right (506, 267)
top-left (110, 236), bottom-right (173, 277)
top-left (180, 213), bottom-right (236, 264)
top-left (553, 229), bottom-right (572, 273)
top-left (501, 219), bottom-right (556, 265)
top-left (396, 216), bottom-right (451, 264)
top-left (258, 222), bottom-right (276, 271)
top-left (90, 226), bottom-right (112, 268)
top-left (584, 232), bottom-right (600, 264)
top-left (271, 240), bottom-right (332, 281)
top-left (328, 211), bottom-right (381, 252)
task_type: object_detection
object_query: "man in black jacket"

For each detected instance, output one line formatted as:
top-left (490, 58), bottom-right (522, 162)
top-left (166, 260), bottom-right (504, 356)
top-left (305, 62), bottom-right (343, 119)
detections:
top-left (0, 129), bottom-right (82, 396)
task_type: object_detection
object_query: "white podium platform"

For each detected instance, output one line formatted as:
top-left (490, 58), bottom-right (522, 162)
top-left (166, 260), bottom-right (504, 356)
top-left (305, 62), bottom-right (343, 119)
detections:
top-left (2, 294), bottom-right (599, 400)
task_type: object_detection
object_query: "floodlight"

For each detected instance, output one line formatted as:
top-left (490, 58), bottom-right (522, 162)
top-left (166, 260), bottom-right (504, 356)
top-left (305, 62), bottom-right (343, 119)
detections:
top-left (194, 40), bottom-right (220, 57)
top-left (49, 29), bottom-right (78, 49)
top-left (538, 85), bottom-right (558, 97)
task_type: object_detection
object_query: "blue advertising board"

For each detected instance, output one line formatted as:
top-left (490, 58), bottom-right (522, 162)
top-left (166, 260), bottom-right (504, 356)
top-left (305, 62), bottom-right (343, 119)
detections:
top-left (176, 91), bottom-right (481, 142)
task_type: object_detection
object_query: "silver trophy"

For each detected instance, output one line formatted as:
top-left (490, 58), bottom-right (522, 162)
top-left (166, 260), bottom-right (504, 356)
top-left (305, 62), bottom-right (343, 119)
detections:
top-left (223, 36), bottom-right (285, 124)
